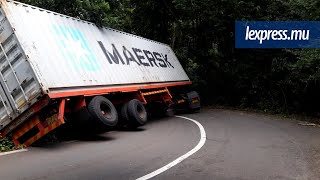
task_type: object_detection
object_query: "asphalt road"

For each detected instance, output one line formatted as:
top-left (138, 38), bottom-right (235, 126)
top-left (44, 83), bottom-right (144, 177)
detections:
top-left (0, 108), bottom-right (320, 180)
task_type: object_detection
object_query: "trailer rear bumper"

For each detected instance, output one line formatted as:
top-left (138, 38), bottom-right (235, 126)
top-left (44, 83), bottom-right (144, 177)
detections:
top-left (0, 96), bottom-right (51, 138)
top-left (11, 99), bottom-right (66, 147)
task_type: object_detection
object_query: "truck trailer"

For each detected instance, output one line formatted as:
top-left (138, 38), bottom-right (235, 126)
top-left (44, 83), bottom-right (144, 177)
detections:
top-left (0, 0), bottom-right (200, 147)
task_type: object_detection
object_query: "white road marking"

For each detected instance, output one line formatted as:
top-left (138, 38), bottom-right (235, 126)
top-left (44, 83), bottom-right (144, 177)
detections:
top-left (136, 115), bottom-right (207, 180)
top-left (0, 149), bottom-right (28, 156)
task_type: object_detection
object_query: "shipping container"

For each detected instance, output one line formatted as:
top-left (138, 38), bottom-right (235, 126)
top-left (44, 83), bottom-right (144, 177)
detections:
top-left (0, 0), bottom-right (199, 147)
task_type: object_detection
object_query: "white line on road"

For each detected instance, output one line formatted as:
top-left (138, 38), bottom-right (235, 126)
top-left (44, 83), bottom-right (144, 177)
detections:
top-left (136, 115), bottom-right (207, 180)
top-left (0, 149), bottom-right (28, 156)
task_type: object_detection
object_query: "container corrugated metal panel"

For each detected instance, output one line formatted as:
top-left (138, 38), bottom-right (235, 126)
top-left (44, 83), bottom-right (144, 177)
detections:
top-left (5, 0), bottom-right (190, 89)
top-left (0, 0), bottom-right (190, 129)
top-left (0, 0), bottom-right (42, 129)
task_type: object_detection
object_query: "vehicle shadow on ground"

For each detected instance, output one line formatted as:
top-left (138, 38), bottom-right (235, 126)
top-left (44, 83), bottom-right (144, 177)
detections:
top-left (31, 115), bottom-right (179, 148)
top-left (116, 127), bottom-right (146, 132)
top-left (31, 131), bottom-right (116, 148)
top-left (31, 134), bottom-right (116, 150)
top-left (76, 134), bottom-right (115, 142)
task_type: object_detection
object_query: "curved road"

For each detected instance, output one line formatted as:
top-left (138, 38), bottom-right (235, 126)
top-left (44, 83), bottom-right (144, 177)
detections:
top-left (0, 109), bottom-right (320, 180)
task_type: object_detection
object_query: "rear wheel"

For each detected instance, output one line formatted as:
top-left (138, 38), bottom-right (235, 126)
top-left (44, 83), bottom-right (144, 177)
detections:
top-left (87, 96), bottom-right (118, 127)
top-left (120, 103), bottom-right (129, 122)
top-left (126, 99), bottom-right (147, 127)
top-left (186, 91), bottom-right (201, 112)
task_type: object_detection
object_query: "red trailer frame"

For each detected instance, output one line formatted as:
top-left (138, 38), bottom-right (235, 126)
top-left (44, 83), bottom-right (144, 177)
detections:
top-left (1, 81), bottom-right (191, 147)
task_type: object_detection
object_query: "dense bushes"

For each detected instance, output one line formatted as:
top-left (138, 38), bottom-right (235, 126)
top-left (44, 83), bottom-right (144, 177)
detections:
top-left (127, 0), bottom-right (320, 115)
top-left (17, 0), bottom-right (320, 115)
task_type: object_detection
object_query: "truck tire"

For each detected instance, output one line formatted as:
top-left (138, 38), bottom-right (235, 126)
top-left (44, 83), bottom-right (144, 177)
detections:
top-left (120, 103), bottom-right (129, 121)
top-left (186, 91), bottom-right (201, 112)
top-left (127, 99), bottom-right (147, 127)
top-left (165, 107), bottom-right (175, 117)
top-left (88, 96), bottom-right (118, 127)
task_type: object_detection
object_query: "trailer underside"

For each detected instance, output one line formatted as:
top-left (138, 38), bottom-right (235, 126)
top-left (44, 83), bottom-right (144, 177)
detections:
top-left (0, 81), bottom-right (195, 147)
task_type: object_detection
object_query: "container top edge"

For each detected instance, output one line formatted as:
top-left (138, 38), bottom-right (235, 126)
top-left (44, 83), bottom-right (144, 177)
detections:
top-left (5, 0), bottom-right (171, 47)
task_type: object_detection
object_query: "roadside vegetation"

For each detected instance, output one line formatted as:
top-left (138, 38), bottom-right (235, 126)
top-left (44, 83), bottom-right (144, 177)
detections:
top-left (17, 0), bottom-right (319, 116)
top-left (0, 0), bottom-right (313, 151)
top-left (0, 137), bottom-right (15, 152)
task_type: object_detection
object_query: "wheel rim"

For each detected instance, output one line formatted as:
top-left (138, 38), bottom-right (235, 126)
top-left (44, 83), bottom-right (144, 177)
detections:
top-left (100, 103), bottom-right (112, 119)
top-left (137, 105), bottom-right (146, 119)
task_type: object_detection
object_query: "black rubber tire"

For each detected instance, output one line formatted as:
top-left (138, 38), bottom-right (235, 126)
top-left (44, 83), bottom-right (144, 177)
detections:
top-left (120, 103), bottom-right (129, 122)
top-left (127, 99), bottom-right (147, 127)
top-left (87, 96), bottom-right (118, 127)
top-left (165, 108), bottom-right (175, 117)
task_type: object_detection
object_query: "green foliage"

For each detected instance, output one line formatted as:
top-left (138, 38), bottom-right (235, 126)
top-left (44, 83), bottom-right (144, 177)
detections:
top-left (18, 0), bottom-right (113, 26)
top-left (0, 0), bottom-right (316, 150)
top-left (0, 137), bottom-right (15, 152)
top-left (126, 0), bottom-right (320, 115)
top-left (13, 0), bottom-right (320, 116)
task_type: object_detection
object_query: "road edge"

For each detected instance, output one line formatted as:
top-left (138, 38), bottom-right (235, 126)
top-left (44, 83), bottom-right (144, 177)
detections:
top-left (0, 149), bottom-right (28, 156)
top-left (136, 115), bottom-right (207, 180)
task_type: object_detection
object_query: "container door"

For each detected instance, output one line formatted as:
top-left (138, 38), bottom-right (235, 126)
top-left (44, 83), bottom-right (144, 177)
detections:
top-left (0, 85), bottom-right (13, 129)
top-left (0, 8), bottom-right (41, 128)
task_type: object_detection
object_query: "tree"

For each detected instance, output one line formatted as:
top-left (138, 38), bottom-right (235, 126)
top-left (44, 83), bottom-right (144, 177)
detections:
top-left (17, 0), bottom-right (128, 27)
top-left (16, 0), bottom-right (320, 115)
